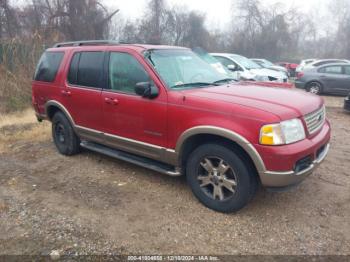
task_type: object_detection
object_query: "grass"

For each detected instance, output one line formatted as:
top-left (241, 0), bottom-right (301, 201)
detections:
top-left (0, 108), bottom-right (50, 153)
top-left (0, 108), bottom-right (37, 128)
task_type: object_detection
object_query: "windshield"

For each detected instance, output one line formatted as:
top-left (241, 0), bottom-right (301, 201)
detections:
top-left (261, 59), bottom-right (274, 67)
top-left (230, 55), bottom-right (262, 70)
top-left (145, 49), bottom-right (232, 89)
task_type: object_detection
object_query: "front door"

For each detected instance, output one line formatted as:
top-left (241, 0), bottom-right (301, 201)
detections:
top-left (101, 51), bottom-right (168, 160)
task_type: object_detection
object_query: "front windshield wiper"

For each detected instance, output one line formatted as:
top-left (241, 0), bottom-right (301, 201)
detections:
top-left (171, 82), bottom-right (219, 89)
top-left (213, 78), bottom-right (237, 84)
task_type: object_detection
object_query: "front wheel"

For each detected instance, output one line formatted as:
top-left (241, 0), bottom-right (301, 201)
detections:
top-left (186, 143), bottom-right (258, 213)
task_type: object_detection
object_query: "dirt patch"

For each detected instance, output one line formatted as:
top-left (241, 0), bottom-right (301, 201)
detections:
top-left (0, 96), bottom-right (349, 255)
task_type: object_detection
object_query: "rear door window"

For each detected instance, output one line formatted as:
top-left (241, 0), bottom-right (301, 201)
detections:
top-left (323, 66), bottom-right (343, 74)
top-left (34, 52), bottom-right (64, 82)
top-left (68, 51), bottom-right (105, 88)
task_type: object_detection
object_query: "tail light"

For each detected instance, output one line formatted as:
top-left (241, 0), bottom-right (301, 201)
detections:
top-left (296, 72), bottom-right (304, 79)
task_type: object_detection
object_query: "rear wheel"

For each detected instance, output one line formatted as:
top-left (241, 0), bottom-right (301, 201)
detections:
top-left (186, 143), bottom-right (258, 213)
top-left (307, 81), bottom-right (322, 95)
top-left (52, 112), bottom-right (80, 156)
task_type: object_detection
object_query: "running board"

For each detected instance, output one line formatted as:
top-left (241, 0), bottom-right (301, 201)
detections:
top-left (80, 141), bottom-right (181, 176)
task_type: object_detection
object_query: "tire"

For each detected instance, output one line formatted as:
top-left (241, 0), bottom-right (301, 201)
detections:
top-left (186, 143), bottom-right (258, 213)
top-left (52, 111), bottom-right (81, 156)
top-left (307, 81), bottom-right (323, 95)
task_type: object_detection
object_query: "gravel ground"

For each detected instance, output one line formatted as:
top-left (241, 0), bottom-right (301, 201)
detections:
top-left (0, 96), bottom-right (349, 256)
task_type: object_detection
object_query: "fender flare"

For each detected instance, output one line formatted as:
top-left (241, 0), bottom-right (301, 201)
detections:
top-left (45, 100), bottom-right (76, 127)
top-left (175, 126), bottom-right (266, 173)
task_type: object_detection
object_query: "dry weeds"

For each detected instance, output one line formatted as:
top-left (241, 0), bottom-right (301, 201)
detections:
top-left (0, 108), bottom-right (50, 153)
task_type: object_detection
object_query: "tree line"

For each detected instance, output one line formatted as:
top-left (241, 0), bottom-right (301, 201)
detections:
top-left (0, 0), bottom-right (350, 61)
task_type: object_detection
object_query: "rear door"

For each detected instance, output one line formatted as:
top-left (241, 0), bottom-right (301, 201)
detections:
top-left (318, 65), bottom-right (345, 94)
top-left (62, 50), bottom-right (106, 137)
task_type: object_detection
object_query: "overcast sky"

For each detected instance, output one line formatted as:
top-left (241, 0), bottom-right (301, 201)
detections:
top-left (104, 0), bottom-right (327, 28)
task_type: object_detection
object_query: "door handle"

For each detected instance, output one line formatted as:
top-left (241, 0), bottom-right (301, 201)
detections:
top-left (104, 97), bottom-right (119, 105)
top-left (61, 90), bottom-right (72, 97)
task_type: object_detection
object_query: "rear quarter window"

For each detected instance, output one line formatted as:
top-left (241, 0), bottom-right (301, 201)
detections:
top-left (34, 52), bottom-right (64, 82)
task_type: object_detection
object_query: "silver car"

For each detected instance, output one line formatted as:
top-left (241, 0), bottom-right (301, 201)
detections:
top-left (295, 63), bottom-right (350, 95)
top-left (301, 59), bottom-right (350, 72)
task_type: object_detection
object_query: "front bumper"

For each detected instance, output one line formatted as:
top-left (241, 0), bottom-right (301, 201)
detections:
top-left (260, 143), bottom-right (329, 188)
top-left (257, 121), bottom-right (331, 188)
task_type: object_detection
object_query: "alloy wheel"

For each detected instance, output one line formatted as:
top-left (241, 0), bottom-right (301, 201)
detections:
top-left (309, 83), bottom-right (321, 94)
top-left (197, 157), bottom-right (238, 201)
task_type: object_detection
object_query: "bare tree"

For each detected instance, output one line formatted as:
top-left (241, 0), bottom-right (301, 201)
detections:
top-left (0, 0), bottom-right (20, 38)
top-left (137, 0), bottom-right (168, 44)
top-left (182, 12), bottom-right (211, 49)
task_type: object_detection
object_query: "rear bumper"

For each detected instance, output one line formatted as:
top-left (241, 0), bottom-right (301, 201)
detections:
top-left (344, 97), bottom-right (350, 111)
top-left (257, 121), bottom-right (331, 187)
top-left (294, 80), bottom-right (306, 89)
top-left (35, 112), bottom-right (47, 122)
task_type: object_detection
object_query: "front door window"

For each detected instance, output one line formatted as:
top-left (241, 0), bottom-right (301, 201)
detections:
top-left (109, 52), bottom-right (150, 94)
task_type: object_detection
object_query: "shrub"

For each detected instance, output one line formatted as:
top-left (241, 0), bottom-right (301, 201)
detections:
top-left (0, 37), bottom-right (45, 113)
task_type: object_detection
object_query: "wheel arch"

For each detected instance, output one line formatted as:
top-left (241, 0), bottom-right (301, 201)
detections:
top-left (45, 100), bottom-right (75, 127)
top-left (306, 80), bottom-right (324, 90)
top-left (175, 126), bottom-right (266, 175)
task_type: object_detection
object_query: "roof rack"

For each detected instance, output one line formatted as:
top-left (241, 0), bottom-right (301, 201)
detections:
top-left (53, 40), bottom-right (121, 48)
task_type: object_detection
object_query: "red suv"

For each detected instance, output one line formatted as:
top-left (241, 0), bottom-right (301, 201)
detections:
top-left (32, 41), bottom-right (331, 213)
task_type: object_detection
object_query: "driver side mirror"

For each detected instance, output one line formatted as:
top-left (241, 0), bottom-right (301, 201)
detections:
top-left (227, 64), bottom-right (236, 71)
top-left (135, 82), bottom-right (159, 99)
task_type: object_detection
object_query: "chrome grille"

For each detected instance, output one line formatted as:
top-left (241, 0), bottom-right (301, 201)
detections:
top-left (304, 106), bottom-right (326, 135)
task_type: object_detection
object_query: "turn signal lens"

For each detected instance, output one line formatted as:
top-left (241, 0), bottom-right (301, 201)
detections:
top-left (260, 124), bottom-right (284, 145)
top-left (260, 118), bottom-right (306, 146)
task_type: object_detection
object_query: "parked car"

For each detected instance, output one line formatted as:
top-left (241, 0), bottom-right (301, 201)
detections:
top-left (302, 59), bottom-right (350, 72)
top-left (211, 53), bottom-right (288, 83)
top-left (276, 62), bottom-right (299, 77)
top-left (295, 63), bottom-right (350, 95)
top-left (296, 59), bottom-right (317, 73)
top-left (193, 48), bottom-right (238, 80)
top-left (251, 58), bottom-right (288, 75)
top-left (344, 93), bottom-right (350, 112)
top-left (32, 41), bottom-right (331, 213)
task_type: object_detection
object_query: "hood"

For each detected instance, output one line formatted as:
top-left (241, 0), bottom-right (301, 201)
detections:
top-left (269, 65), bottom-right (288, 73)
top-left (250, 68), bottom-right (286, 79)
top-left (181, 84), bottom-right (323, 120)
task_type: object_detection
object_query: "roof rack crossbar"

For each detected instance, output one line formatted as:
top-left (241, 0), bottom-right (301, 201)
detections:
top-left (53, 40), bottom-right (120, 48)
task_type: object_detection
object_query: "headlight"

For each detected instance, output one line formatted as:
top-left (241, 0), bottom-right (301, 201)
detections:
top-left (260, 118), bottom-right (306, 145)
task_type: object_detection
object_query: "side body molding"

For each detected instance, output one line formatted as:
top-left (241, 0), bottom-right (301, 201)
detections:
top-left (175, 126), bottom-right (266, 173)
top-left (42, 102), bottom-right (265, 175)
